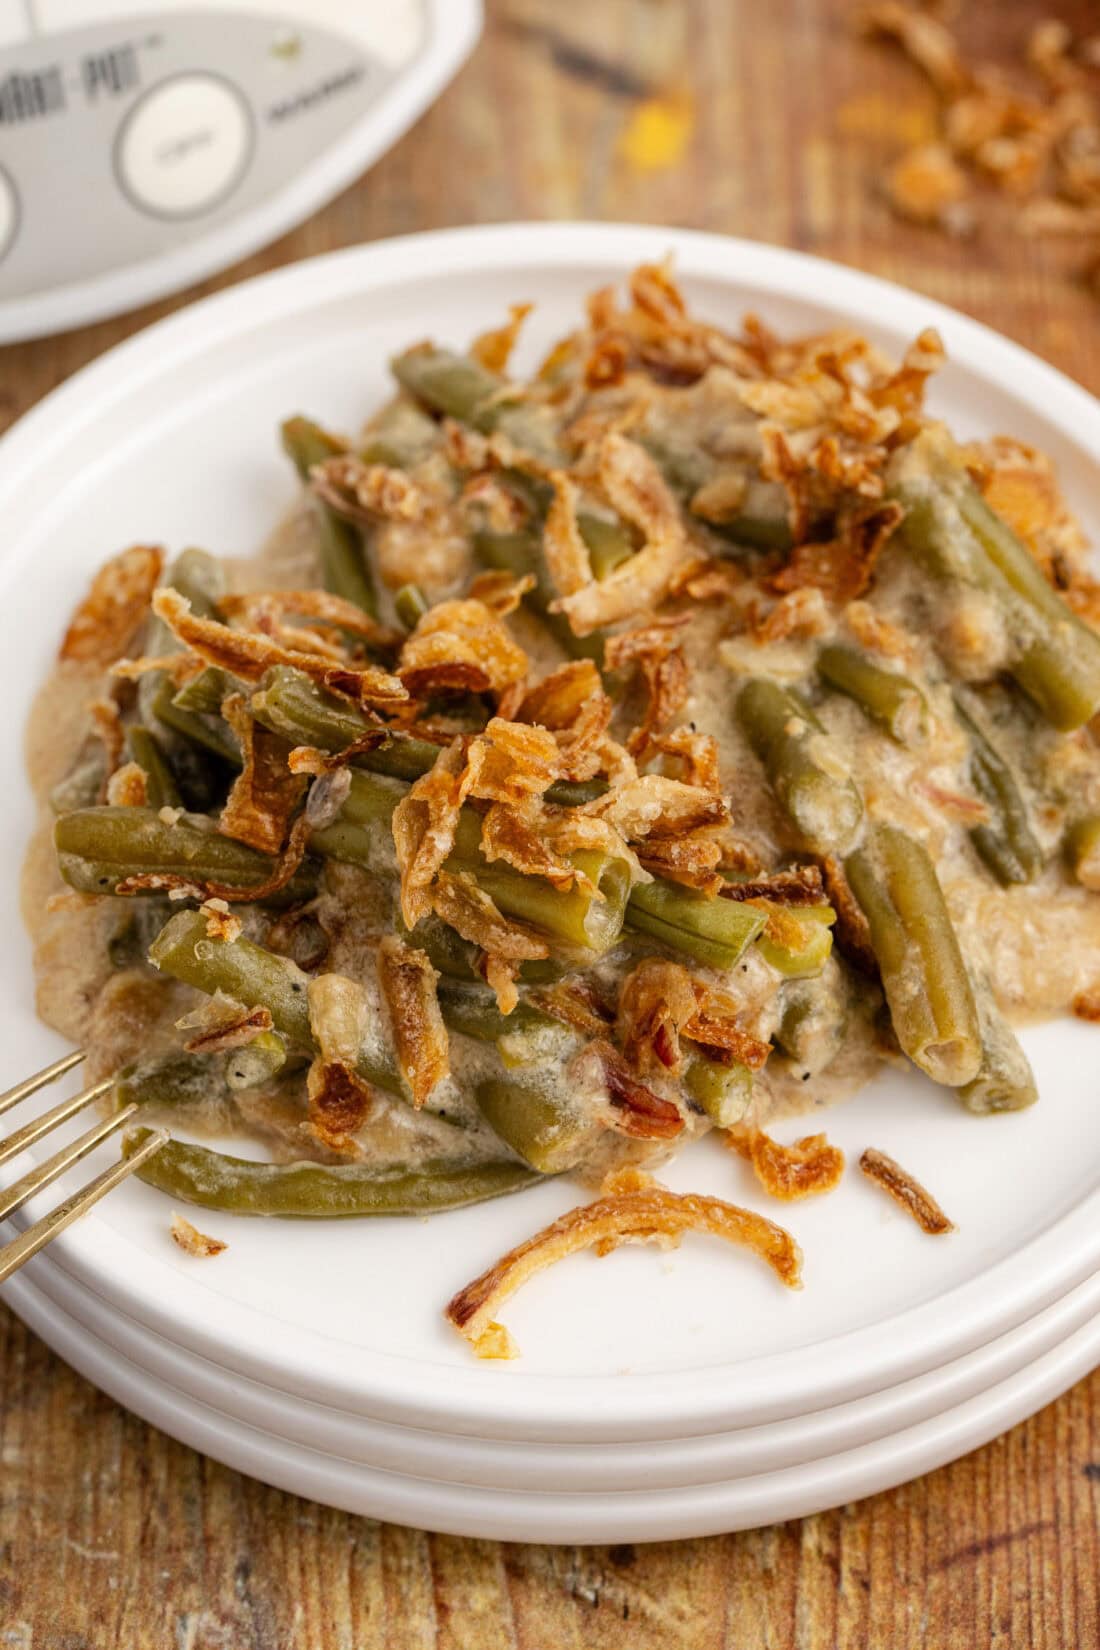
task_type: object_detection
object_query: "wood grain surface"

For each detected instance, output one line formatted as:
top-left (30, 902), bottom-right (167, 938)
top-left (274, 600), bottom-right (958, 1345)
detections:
top-left (2, 2), bottom-right (1100, 1644)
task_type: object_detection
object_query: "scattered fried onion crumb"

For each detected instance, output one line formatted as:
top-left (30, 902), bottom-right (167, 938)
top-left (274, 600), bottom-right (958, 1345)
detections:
top-left (859, 1146), bottom-right (955, 1234)
top-left (445, 1186), bottom-right (802, 1358)
top-left (1072, 983), bottom-right (1100, 1022)
top-left (727, 1125), bottom-right (845, 1201)
top-left (169, 1212), bottom-right (227, 1258)
top-left (859, 4), bottom-right (1100, 282)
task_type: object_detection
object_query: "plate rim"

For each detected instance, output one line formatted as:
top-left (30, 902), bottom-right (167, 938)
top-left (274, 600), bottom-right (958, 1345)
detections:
top-left (4, 220), bottom-right (1100, 1440)
top-left (7, 1261), bottom-right (1100, 1541)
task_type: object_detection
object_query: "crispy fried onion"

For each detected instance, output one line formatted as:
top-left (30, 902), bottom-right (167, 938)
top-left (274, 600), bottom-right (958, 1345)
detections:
top-left (528, 977), bottom-right (616, 1038)
top-left (718, 864), bottom-right (827, 906)
top-left (219, 588), bottom-right (400, 649)
top-left (479, 802), bottom-right (586, 892)
top-left (513, 660), bottom-right (613, 782)
top-left (391, 740), bottom-right (473, 927)
top-left (170, 1213), bottom-right (227, 1258)
top-left (821, 856), bottom-right (879, 978)
top-left (105, 760), bottom-right (147, 808)
top-left (551, 435), bottom-right (694, 636)
top-left (580, 261), bottom-right (773, 388)
top-left (151, 589), bottom-right (407, 706)
top-left (200, 898), bottom-right (242, 943)
top-left (431, 872), bottom-right (548, 1015)
top-left (376, 935), bottom-right (449, 1108)
top-left (727, 1124), bottom-right (845, 1201)
top-left (768, 500), bottom-right (905, 604)
top-left (219, 694), bottom-right (307, 855)
top-left (115, 812), bottom-right (312, 905)
top-left (466, 569), bottom-right (536, 615)
top-left (616, 959), bottom-right (771, 1076)
top-left (465, 717), bottom-right (563, 802)
top-left (586, 773), bottom-right (728, 891)
top-left (445, 1184), bottom-right (802, 1357)
top-left (616, 959), bottom-right (698, 1074)
top-left (604, 618), bottom-right (690, 757)
top-left (397, 597), bottom-right (527, 699)
top-left (583, 1041), bottom-right (684, 1139)
top-left (471, 302), bottom-right (533, 374)
top-left (177, 991), bottom-right (274, 1055)
top-left (644, 728), bottom-right (721, 791)
top-left (305, 973), bottom-right (376, 1153)
top-left (309, 457), bottom-right (432, 528)
top-left (859, 1146), bottom-right (955, 1234)
top-left (60, 545), bottom-right (164, 665)
top-left (542, 471), bottom-right (593, 596)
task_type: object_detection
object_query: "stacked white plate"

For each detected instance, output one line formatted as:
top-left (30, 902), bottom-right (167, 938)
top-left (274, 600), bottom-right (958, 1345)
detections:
top-left (1, 225), bottom-right (1099, 1541)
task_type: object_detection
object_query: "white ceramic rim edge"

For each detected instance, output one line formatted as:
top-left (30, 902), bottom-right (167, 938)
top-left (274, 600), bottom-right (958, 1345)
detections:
top-left (19, 1236), bottom-right (1100, 1492)
top-left (7, 1263), bottom-right (1099, 1542)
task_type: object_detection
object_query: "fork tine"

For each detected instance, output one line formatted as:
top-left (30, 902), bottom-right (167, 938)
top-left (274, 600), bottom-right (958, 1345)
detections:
top-left (0, 1049), bottom-right (85, 1120)
top-left (0, 1102), bottom-right (140, 1224)
top-left (0, 1076), bottom-right (114, 1171)
top-left (0, 1126), bottom-right (168, 1286)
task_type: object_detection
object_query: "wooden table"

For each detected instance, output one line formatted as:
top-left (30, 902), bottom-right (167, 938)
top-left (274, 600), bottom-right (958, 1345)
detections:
top-left (2, 3), bottom-right (1099, 1643)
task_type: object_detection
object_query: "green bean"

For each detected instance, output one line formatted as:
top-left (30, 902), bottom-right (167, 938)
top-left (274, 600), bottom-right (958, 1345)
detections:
top-left (281, 416), bottom-right (377, 616)
top-left (710, 478), bottom-right (795, 551)
top-left (436, 982), bottom-right (559, 1045)
top-left (55, 807), bottom-right (318, 904)
top-left (125, 726), bottom-right (182, 810)
top-left (313, 773), bottom-right (632, 956)
top-left (139, 548), bottom-right (224, 682)
top-left (683, 1055), bottom-right (752, 1127)
top-left (150, 909), bottom-right (314, 1044)
top-left (398, 914), bottom-right (562, 987)
top-left (954, 695), bottom-right (1043, 886)
top-left (394, 583), bottom-right (429, 631)
top-left (114, 1051), bottom-right (231, 1111)
top-left (844, 825), bottom-right (982, 1087)
top-left (172, 667), bottom-right (233, 715)
top-left (149, 910), bottom-right (476, 1124)
top-left (391, 345), bottom-right (562, 462)
top-left (579, 513), bottom-right (635, 579)
top-left (754, 903), bottom-right (836, 978)
top-left (359, 399), bottom-right (439, 468)
top-left (817, 644), bottom-right (927, 745)
top-left (225, 1031), bottom-right (291, 1091)
top-left (107, 898), bottom-right (175, 969)
top-left (252, 665), bottom-right (604, 804)
top-left (473, 526), bottom-right (605, 665)
top-left (895, 475), bottom-right (1100, 731)
top-left (956, 989), bottom-right (1037, 1114)
top-left (736, 679), bottom-right (864, 855)
top-left (641, 438), bottom-right (793, 551)
top-left (122, 1126), bottom-right (541, 1217)
top-left (392, 346), bottom-right (505, 427)
top-left (475, 1078), bottom-right (595, 1173)
top-left (1065, 815), bottom-right (1100, 890)
top-left (148, 675), bottom-right (240, 764)
top-left (775, 967), bottom-right (850, 1079)
top-left (138, 551), bottom-right (233, 787)
top-left (625, 882), bottom-right (766, 972)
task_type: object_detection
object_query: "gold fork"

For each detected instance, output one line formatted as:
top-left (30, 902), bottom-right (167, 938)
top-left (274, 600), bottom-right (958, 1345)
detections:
top-left (0, 1050), bottom-right (167, 1285)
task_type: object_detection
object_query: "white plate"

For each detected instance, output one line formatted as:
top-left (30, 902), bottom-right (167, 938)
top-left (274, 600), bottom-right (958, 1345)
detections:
top-left (2, 224), bottom-right (1099, 1444)
top-left (18, 1235), bottom-right (1100, 1493)
top-left (8, 1263), bottom-right (1100, 1541)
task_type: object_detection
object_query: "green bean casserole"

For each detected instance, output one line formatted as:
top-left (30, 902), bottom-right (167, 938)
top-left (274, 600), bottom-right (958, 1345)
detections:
top-left (24, 265), bottom-right (1100, 1351)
